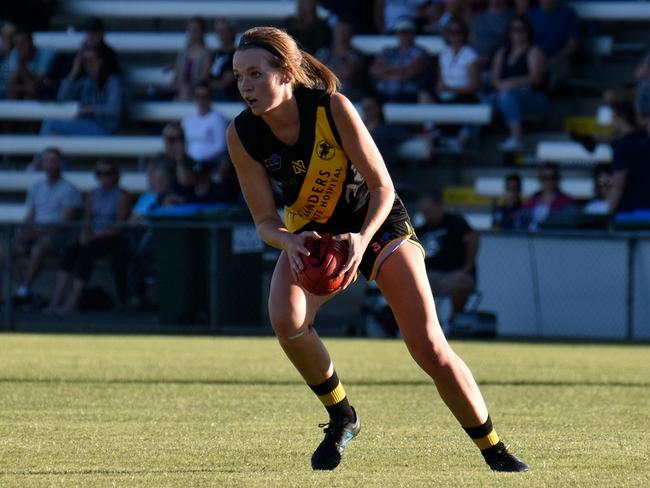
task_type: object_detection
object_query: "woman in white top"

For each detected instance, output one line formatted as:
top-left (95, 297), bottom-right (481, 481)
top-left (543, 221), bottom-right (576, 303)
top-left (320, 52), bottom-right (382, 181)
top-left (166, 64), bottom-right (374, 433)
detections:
top-left (181, 82), bottom-right (228, 166)
top-left (422, 17), bottom-right (480, 149)
top-left (436, 17), bottom-right (480, 104)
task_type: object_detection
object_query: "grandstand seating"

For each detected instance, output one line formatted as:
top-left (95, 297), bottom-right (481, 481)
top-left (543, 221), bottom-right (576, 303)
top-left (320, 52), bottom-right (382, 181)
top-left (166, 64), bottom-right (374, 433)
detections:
top-left (33, 32), bottom-right (446, 56)
top-left (0, 100), bottom-right (493, 125)
top-left (571, 1), bottom-right (650, 21)
top-left (0, 170), bottom-right (147, 193)
top-left (34, 32), bottom-right (224, 53)
top-left (0, 203), bottom-right (28, 223)
top-left (133, 101), bottom-right (492, 125)
top-left (60, 1), bottom-right (650, 21)
top-left (61, 1), bottom-right (303, 19)
top-left (0, 101), bottom-right (79, 120)
top-left (0, 0), bottom-right (644, 221)
top-left (0, 135), bottom-right (162, 157)
top-left (474, 176), bottom-right (594, 199)
top-left (0, 170), bottom-right (148, 223)
top-left (463, 212), bottom-right (493, 231)
top-left (535, 141), bottom-right (612, 165)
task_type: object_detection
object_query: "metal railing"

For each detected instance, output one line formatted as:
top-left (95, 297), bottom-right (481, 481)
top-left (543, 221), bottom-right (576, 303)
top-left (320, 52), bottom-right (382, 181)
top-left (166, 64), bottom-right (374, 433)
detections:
top-left (0, 215), bottom-right (267, 331)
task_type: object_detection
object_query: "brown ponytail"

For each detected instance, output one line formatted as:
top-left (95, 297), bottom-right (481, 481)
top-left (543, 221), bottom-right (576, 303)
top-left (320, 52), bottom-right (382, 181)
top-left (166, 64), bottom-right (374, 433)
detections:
top-left (237, 26), bottom-right (340, 94)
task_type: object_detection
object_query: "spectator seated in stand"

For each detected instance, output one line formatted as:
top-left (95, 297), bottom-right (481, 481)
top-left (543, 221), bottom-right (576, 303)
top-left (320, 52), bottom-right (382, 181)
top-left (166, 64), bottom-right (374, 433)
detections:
top-left (583, 163), bottom-right (612, 215)
top-left (5, 28), bottom-right (56, 100)
top-left (470, 0), bottom-right (513, 70)
top-left (318, 0), bottom-right (376, 35)
top-left (415, 190), bottom-right (479, 324)
top-left (171, 155), bottom-right (241, 206)
top-left (157, 121), bottom-right (186, 179)
top-left (78, 17), bottom-right (120, 76)
top-left (3, 147), bottom-right (82, 307)
top-left (432, 0), bottom-right (476, 35)
top-left (369, 17), bottom-right (429, 103)
top-left (419, 0), bottom-right (448, 35)
top-left (420, 16), bottom-right (480, 150)
top-left (513, 0), bottom-right (531, 16)
top-left (361, 95), bottom-right (414, 168)
top-left (181, 82), bottom-right (229, 168)
top-left (131, 162), bottom-right (176, 221)
top-left (633, 50), bottom-right (650, 129)
top-left (316, 20), bottom-right (368, 102)
top-left (169, 16), bottom-right (212, 101)
top-left (528, 0), bottom-right (579, 90)
top-left (0, 20), bottom-right (16, 59)
top-left (206, 17), bottom-right (238, 101)
top-left (40, 46), bottom-right (124, 135)
top-left (491, 14), bottom-right (547, 152)
top-left (128, 162), bottom-right (175, 308)
top-left (491, 172), bottom-right (525, 230)
top-left (607, 100), bottom-right (650, 215)
top-left (45, 159), bottom-right (132, 314)
top-left (375, 0), bottom-right (427, 34)
top-left (0, 21), bottom-right (16, 97)
top-left (283, 0), bottom-right (331, 55)
top-left (521, 162), bottom-right (575, 231)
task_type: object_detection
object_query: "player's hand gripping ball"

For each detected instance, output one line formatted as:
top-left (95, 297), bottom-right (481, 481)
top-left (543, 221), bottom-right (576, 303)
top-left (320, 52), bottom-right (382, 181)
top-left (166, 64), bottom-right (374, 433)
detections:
top-left (298, 234), bottom-right (349, 296)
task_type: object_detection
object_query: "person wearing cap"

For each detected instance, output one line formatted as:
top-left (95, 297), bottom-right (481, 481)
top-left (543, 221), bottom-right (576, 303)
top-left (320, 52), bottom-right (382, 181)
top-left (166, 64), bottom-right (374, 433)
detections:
top-left (369, 16), bottom-right (428, 103)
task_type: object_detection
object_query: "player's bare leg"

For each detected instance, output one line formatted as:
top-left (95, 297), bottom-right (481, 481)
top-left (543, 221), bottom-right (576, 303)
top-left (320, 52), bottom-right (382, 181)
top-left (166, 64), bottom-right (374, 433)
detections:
top-left (268, 251), bottom-right (360, 470)
top-left (376, 241), bottom-right (527, 472)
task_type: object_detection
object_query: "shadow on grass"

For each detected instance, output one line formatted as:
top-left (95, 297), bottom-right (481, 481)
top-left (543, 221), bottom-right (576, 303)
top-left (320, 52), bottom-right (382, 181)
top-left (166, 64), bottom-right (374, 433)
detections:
top-left (0, 467), bottom-right (236, 477)
top-left (0, 377), bottom-right (648, 388)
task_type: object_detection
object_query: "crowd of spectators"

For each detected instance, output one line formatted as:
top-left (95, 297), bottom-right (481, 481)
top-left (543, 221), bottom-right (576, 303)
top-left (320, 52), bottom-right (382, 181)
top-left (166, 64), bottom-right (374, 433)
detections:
top-left (0, 0), bottom-right (648, 153)
top-left (0, 0), bottom-right (589, 148)
top-left (2, 0), bottom-right (650, 316)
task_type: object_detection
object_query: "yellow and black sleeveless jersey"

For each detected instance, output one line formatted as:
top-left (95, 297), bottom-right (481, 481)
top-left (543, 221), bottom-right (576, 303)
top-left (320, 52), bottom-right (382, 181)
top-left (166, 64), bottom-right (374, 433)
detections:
top-left (234, 87), bottom-right (371, 233)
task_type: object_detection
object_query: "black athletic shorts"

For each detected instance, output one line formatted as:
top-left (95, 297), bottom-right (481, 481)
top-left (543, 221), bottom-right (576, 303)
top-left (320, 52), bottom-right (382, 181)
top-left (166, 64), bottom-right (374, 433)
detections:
top-left (358, 209), bottom-right (423, 280)
top-left (298, 194), bottom-right (423, 280)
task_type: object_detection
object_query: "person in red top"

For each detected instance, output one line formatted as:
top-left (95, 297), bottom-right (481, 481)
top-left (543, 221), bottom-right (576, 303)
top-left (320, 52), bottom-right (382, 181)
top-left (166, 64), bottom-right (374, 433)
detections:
top-left (523, 162), bottom-right (575, 230)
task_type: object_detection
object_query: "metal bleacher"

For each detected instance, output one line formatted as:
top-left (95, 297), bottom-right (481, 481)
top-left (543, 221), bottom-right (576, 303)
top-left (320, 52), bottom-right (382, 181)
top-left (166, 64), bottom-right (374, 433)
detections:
top-left (1, 0), bottom-right (646, 225)
top-left (0, 100), bottom-right (493, 126)
top-left (0, 171), bottom-right (148, 223)
top-left (0, 135), bottom-right (162, 157)
top-left (0, 170), bottom-right (147, 193)
top-left (474, 175), bottom-right (594, 199)
top-left (58, 1), bottom-right (650, 21)
top-left (60, 1), bottom-right (300, 19)
top-left (535, 141), bottom-right (613, 165)
top-left (33, 31), bottom-right (447, 56)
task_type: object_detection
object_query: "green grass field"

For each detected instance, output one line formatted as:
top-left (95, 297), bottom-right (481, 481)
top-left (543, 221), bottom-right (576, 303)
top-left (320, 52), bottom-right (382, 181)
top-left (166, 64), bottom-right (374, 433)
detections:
top-left (0, 334), bottom-right (648, 487)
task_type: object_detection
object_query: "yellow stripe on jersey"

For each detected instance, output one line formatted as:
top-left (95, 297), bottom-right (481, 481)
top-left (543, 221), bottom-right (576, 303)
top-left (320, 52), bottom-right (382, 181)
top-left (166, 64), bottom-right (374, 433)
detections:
top-left (317, 382), bottom-right (347, 407)
top-left (474, 429), bottom-right (501, 450)
top-left (284, 106), bottom-right (349, 232)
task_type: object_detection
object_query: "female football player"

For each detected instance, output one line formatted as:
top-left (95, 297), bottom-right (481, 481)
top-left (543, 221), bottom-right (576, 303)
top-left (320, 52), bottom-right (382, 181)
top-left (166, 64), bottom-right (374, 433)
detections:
top-left (226, 26), bottom-right (527, 473)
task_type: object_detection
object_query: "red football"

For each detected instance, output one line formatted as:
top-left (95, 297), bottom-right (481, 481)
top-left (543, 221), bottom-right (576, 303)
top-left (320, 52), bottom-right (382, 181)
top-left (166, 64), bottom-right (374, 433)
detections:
top-left (298, 234), bottom-right (349, 296)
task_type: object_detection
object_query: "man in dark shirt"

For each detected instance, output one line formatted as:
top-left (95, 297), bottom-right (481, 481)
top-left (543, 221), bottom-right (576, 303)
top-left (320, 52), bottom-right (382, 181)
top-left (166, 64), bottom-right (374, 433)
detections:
top-left (491, 173), bottom-right (524, 229)
top-left (415, 191), bottom-right (479, 322)
top-left (608, 100), bottom-right (650, 213)
top-left (529, 0), bottom-right (579, 87)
